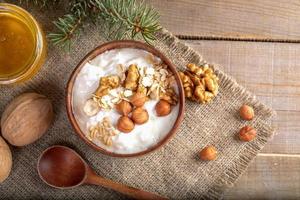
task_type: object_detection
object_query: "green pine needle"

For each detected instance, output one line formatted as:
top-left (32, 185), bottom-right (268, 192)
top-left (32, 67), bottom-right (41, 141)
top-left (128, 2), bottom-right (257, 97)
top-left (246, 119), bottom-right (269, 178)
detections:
top-left (48, 14), bottom-right (82, 50)
top-left (17, 0), bottom-right (161, 50)
top-left (96, 0), bottom-right (161, 41)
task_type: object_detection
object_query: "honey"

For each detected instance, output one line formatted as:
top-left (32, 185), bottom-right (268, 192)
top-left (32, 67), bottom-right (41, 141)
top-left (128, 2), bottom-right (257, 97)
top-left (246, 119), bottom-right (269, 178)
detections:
top-left (0, 3), bottom-right (46, 84)
top-left (0, 13), bottom-right (36, 77)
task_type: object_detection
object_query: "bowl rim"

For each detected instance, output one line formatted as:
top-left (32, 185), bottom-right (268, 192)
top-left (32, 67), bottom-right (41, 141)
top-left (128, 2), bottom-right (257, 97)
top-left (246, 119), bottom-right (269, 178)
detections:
top-left (66, 40), bottom-right (185, 158)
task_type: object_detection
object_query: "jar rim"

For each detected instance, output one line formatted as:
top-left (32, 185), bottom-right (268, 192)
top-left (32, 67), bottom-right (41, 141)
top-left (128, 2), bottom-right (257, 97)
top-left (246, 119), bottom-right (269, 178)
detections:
top-left (0, 3), bottom-right (46, 84)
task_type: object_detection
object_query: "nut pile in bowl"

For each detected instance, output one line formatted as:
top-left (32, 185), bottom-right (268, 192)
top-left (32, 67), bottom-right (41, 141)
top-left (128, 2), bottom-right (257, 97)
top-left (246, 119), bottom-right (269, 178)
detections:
top-left (71, 48), bottom-right (180, 155)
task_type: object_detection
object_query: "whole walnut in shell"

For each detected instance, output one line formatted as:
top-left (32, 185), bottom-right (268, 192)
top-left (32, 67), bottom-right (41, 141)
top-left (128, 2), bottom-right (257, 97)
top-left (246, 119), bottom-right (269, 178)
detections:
top-left (0, 136), bottom-right (12, 183)
top-left (1, 93), bottom-right (54, 146)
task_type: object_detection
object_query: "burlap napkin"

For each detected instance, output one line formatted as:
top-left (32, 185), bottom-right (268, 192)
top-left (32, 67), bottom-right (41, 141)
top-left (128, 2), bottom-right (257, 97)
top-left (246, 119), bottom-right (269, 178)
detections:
top-left (0, 4), bottom-right (275, 199)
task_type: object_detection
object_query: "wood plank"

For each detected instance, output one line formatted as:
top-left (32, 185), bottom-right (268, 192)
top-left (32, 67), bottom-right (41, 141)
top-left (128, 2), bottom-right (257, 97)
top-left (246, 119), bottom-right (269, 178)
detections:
top-left (186, 40), bottom-right (300, 111)
top-left (263, 110), bottom-right (300, 154)
top-left (146, 0), bottom-right (300, 41)
top-left (184, 40), bottom-right (300, 154)
top-left (225, 154), bottom-right (300, 199)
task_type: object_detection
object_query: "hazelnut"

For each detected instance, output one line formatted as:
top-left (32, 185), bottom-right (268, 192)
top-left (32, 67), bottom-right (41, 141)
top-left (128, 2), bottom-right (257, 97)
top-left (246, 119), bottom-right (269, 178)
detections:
top-left (115, 100), bottom-right (132, 115)
top-left (130, 92), bottom-right (147, 107)
top-left (116, 116), bottom-right (134, 133)
top-left (131, 107), bottom-right (149, 124)
top-left (238, 126), bottom-right (256, 142)
top-left (239, 105), bottom-right (254, 120)
top-left (199, 145), bottom-right (217, 161)
top-left (155, 100), bottom-right (171, 116)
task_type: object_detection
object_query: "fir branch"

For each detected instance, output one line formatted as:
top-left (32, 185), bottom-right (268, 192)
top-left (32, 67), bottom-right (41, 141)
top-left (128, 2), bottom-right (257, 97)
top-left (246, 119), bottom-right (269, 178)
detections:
top-left (95, 0), bottom-right (161, 41)
top-left (48, 14), bottom-right (83, 50)
top-left (47, 0), bottom-right (90, 50)
top-left (20, 0), bottom-right (161, 49)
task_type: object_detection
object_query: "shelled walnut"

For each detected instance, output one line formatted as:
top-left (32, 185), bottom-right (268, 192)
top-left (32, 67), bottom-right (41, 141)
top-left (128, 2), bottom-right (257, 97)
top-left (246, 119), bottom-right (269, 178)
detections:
top-left (124, 64), bottom-right (139, 90)
top-left (94, 75), bottom-right (120, 97)
top-left (136, 84), bottom-right (148, 96)
top-left (179, 63), bottom-right (219, 104)
top-left (179, 71), bottom-right (194, 98)
top-left (117, 64), bottom-right (126, 83)
top-left (160, 87), bottom-right (178, 105)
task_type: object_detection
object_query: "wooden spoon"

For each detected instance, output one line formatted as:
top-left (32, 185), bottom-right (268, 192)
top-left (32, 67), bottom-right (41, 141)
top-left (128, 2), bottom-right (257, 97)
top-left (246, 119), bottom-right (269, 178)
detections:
top-left (37, 145), bottom-right (167, 200)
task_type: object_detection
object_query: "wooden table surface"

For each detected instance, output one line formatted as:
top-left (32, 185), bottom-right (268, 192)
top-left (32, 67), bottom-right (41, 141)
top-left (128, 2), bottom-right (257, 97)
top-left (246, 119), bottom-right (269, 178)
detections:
top-left (146, 0), bottom-right (300, 199)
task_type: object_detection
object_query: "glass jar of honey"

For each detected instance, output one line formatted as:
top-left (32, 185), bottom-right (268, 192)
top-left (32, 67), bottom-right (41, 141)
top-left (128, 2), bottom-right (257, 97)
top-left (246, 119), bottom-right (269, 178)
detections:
top-left (0, 3), bottom-right (46, 84)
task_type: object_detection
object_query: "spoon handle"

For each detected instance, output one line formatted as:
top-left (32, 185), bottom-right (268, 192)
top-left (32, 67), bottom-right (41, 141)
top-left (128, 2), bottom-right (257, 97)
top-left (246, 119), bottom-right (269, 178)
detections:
top-left (86, 170), bottom-right (168, 200)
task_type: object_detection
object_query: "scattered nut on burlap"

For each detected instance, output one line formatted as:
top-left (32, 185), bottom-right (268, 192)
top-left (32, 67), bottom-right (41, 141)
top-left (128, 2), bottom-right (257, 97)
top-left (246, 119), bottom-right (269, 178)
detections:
top-left (0, 6), bottom-right (275, 200)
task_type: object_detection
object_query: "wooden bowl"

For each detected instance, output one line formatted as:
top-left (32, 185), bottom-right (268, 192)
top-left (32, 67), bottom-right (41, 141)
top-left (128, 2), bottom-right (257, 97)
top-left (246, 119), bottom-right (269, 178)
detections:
top-left (66, 40), bottom-right (185, 158)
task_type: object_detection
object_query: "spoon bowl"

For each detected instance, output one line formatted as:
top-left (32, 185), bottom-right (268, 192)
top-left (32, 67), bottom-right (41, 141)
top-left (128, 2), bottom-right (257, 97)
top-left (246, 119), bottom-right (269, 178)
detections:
top-left (38, 146), bottom-right (86, 188)
top-left (37, 145), bottom-right (167, 199)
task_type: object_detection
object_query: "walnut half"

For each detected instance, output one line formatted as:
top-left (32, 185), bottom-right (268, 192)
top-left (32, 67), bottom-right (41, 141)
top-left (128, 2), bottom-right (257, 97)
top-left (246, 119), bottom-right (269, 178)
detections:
top-left (124, 64), bottom-right (139, 91)
top-left (94, 75), bottom-right (120, 97)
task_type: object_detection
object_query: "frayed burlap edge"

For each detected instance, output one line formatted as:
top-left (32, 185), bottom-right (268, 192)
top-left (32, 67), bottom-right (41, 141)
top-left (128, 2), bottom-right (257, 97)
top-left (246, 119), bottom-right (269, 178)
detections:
top-left (156, 28), bottom-right (276, 199)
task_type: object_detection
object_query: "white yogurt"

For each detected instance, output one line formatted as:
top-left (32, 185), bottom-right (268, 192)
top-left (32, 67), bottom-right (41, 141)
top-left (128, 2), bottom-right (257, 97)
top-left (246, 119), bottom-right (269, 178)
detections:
top-left (72, 48), bottom-right (179, 154)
